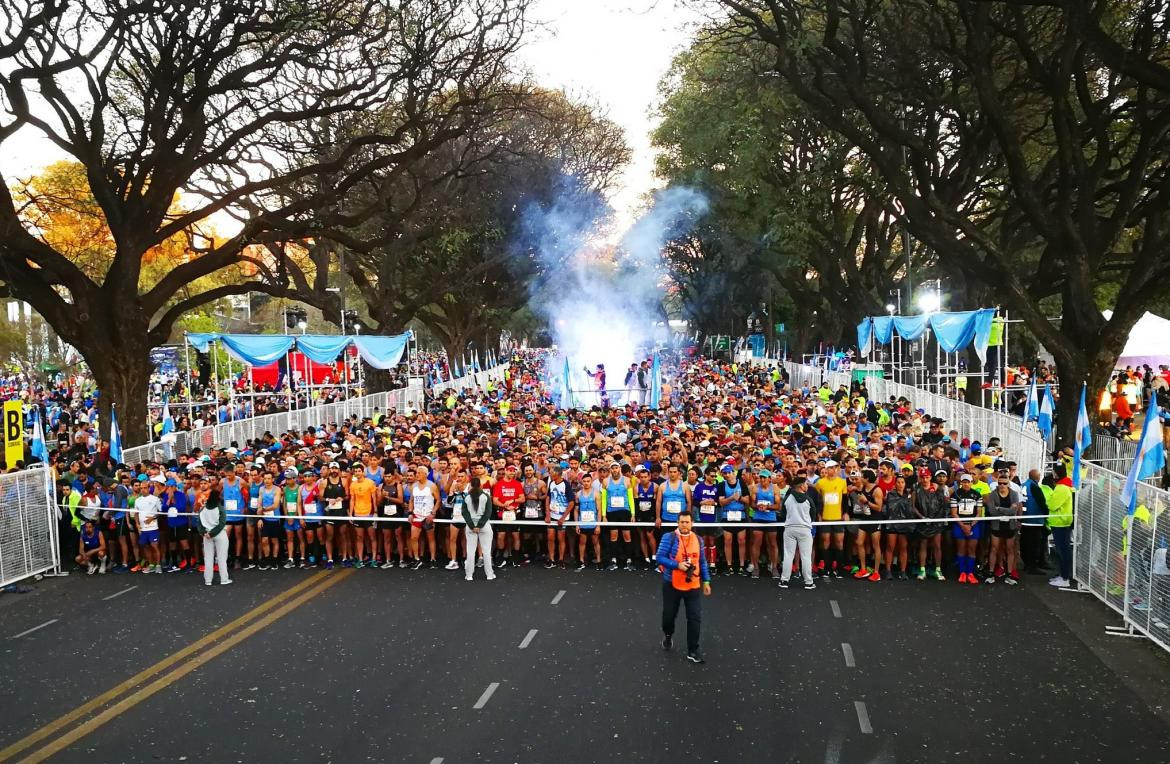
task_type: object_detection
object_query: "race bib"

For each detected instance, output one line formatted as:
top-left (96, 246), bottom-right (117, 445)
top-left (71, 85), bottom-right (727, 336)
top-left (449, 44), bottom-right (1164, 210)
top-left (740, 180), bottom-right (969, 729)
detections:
top-left (824, 492), bottom-right (839, 505)
top-left (726, 510), bottom-right (743, 522)
top-left (383, 504), bottom-right (398, 517)
top-left (225, 500), bottom-right (238, 512)
top-left (286, 502), bottom-right (297, 514)
top-left (665, 500), bottom-right (683, 515)
top-left (327, 499), bottom-right (342, 510)
top-left (610, 495), bottom-right (626, 509)
top-left (756, 501), bottom-right (771, 509)
top-left (167, 507), bottom-right (178, 518)
top-left (502, 510), bottom-right (516, 523)
top-left (303, 502), bottom-right (318, 516)
top-left (700, 504), bottom-right (715, 515)
top-left (580, 510), bottom-right (596, 524)
top-left (524, 507), bottom-right (540, 519)
top-left (249, 498), bottom-right (259, 509)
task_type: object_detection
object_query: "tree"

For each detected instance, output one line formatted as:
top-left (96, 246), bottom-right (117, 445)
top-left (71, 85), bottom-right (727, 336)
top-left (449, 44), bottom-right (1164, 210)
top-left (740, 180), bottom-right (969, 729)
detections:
top-left (0, 0), bottom-right (530, 440)
top-left (715, 0), bottom-right (1170, 441)
top-left (653, 30), bottom-right (907, 351)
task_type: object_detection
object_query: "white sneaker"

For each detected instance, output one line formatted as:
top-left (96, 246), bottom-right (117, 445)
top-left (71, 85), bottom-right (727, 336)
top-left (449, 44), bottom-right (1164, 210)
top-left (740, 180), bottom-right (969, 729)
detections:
top-left (205, 581), bottom-right (212, 586)
top-left (220, 579), bottom-right (233, 586)
top-left (99, 560), bottom-right (107, 574)
top-left (445, 560), bottom-right (460, 570)
top-left (486, 573), bottom-right (497, 581)
top-left (1048, 576), bottom-right (1070, 588)
top-left (465, 574), bottom-right (474, 581)
top-left (86, 563), bottom-right (97, 575)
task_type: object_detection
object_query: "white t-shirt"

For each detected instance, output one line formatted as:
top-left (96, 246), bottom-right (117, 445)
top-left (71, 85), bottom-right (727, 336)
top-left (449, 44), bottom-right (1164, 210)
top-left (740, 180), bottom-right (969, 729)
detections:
top-left (136, 494), bottom-right (161, 532)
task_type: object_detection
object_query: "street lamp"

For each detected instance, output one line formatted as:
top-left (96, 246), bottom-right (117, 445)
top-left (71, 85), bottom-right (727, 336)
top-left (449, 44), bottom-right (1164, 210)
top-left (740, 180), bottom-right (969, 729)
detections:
top-left (885, 303), bottom-right (896, 314)
top-left (917, 292), bottom-right (940, 313)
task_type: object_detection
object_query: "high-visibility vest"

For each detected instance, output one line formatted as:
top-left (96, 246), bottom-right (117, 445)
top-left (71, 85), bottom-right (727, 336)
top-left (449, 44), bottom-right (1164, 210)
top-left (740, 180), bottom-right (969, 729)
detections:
top-left (671, 531), bottom-right (701, 591)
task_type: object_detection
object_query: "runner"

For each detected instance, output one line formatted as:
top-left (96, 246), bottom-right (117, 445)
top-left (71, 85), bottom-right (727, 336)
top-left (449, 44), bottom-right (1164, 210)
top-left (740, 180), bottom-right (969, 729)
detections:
top-left (257, 472), bottom-right (282, 570)
top-left (748, 469), bottom-right (781, 580)
top-left (657, 464), bottom-right (690, 528)
top-left (298, 470), bottom-right (321, 567)
top-left (492, 463), bottom-right (525, 568)
top-left (914, 470), bottom-right (949, 581)
top-left (852, 469), bottom-right (884, 581)
top-left (882, 474), bottom-right (914, 579)
top-left (282, 468), bottom-right (304, 569)
top-left (545, 464), bottom-right (574, 569)
top-left (348, 464), bottom-right (378, 568)
top-left (814, 460), bottom-right (848, 578)
top-left (951, 473), bottom-right (984, 585)
top-left (983, 470), bottom-right (1022, 585)
top-left (575, 471), bottom-right (603, 571)
top-left (408, 464), bottom-right (440, 569)
top-left (633, 465), bottom-right (658, 568)
top-left (320, 462), bottom-right (348, 569)
top-left (602, 461), bottom-right (634, 571)
top-left (522, 463), bottom-right (547, 566)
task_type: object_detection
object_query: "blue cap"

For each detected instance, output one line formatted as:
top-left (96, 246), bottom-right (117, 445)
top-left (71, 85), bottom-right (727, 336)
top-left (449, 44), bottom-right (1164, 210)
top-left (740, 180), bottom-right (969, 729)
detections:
top-left (165, 478), bottom-right (179, 487)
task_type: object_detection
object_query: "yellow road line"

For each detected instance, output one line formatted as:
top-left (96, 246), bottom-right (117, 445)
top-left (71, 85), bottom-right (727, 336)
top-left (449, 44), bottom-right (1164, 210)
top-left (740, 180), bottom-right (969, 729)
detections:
top-left (0, 570), bottom-right (329, 762)
top-left (17, 569), bottom-right (353, 764)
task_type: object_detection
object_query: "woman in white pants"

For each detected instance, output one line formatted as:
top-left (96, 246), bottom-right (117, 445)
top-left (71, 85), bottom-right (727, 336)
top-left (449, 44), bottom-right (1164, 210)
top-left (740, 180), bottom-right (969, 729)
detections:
top-left (197, 490), bottom-right (232, 586)
top-left (780, 473), bottom-right (818, 590)
top-left (460, 477), bottom-right (496, 581)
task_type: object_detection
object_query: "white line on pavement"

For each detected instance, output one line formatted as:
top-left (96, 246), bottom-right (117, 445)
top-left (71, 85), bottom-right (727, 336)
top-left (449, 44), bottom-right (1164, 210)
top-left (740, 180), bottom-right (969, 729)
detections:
top-left (830, 599), bottom-right (842, 618)
top-left (10, 619), bottom-right (58, 639)
top-left (854, 701), bottom-right (873, 734)
top-left (841, 642), bottom-right (855, 668)
top-left (519, 629), bottom-right (538, 649)
top-left (103, 585), bottom-right (138, 601)
top-left (550, 589), bottom-right (566, 605)
top-left (473, 682), bottom-right (500, 710)
top-left (430, 758), bottom-right (444, 764)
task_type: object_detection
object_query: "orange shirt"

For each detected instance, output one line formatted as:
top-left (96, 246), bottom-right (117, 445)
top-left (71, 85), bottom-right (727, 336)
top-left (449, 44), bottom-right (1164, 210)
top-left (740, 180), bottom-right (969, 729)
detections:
top-left (349, 478), bottom-right (377, 516)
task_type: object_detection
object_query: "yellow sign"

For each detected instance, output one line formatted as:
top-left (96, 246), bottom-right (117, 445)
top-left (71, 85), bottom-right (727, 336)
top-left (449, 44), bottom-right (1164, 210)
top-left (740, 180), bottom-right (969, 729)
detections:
top-left (3, 400), bottom-right (22, 468)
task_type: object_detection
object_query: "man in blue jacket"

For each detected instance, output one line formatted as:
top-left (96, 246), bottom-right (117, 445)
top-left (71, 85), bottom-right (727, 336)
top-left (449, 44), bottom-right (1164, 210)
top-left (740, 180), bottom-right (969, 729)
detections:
top-left (655, 511), bottom-right (712, 664)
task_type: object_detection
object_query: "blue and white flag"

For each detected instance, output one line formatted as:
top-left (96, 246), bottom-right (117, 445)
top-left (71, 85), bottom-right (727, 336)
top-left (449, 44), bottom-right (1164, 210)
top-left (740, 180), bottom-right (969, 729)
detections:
top-left (649, 354), bottom-right (662, 408)
top-left (30, 408), bottom-right (47, 462)
top-left (1036, 385), bottom-right (1055, 439)
top-left (109, 405), bottom-right (123, 464)
top-left (1072, 383), bottom-right (1092, 490)
top-left (1121, 406), bottom-right (1166, 514)
top-left (562, 356), bottom-right (575, 408)
top-left (1022, 374), bottom-right (1039, 426)
top-left (160, 396), bottom-right (175, 436)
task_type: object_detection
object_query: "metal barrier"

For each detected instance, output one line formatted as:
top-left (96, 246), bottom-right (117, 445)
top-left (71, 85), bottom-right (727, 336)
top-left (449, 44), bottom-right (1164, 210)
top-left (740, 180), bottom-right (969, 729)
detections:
top-left (1073, 459), bottom-right (1170, 652)
top-left (0, 466), bottom-right (58, 587)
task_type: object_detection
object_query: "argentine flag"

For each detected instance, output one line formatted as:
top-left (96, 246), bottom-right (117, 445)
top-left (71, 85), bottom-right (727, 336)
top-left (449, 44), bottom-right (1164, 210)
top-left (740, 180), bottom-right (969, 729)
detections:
top-left (160, 396), bottom-right (175, 436)
top-left (1121, 406), bottom-right (1166, 514)
top-left (649, 353), bottom-right (662, 408)
top-left (109, 405), bottom-right (123, 464)
top-left (1022, 374), bottom-right (1039, 426)
top-left (1072, 383), bottom-right (1092, 490)
top-left (30, 408), bottom-right (47, 462)
top-left (1036, 385), bottom-right (1055, 439)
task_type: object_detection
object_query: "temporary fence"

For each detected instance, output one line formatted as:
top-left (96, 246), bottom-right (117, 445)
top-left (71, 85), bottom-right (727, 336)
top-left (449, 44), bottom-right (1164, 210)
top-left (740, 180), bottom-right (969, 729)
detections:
top-left (0, 465), bottom-right (58, 587)
top-left (440, 363), bottom-right (510, 395)
top-left (121, 380), bottom-right (426, 464)
top-left (1083, 432), bottom-right (1140, 473)
top-left (1072, 459), bottom-right (1170, 653)
top-left (781, 359), bottom-right (1048, 474)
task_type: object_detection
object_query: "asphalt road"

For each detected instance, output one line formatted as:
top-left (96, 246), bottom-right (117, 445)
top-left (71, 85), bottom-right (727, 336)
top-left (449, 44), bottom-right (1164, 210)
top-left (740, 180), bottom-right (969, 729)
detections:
top-left (2, 564), bottom-right (1169, 763)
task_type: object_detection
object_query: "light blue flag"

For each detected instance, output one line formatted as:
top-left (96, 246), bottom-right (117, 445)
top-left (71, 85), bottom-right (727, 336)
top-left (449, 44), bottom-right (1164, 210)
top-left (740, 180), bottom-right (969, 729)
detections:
top-left (109, 405), bottom-right (123, 464)
top-left (1037, 385), bottom-right (1055, 439)
top-left (649, 353), bottom-right (662, 408)
top-left (1072, 383), bottom-right (1093, 490)
top-left (1022, 374), bottom-right (1039, 426)
top-left (160, 395), bottom-right (175, 436)
top-left (1121, 406), bottom-right (1166, 514)
top-left (30, 408), bottom-right (47, 462)
top-left (562, 357), bottom-right (575, 408)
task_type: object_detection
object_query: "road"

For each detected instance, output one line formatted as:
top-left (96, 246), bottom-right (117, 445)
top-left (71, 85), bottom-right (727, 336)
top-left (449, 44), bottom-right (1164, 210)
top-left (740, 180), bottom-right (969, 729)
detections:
top-left (1, 564), bottom-right (1168, 763)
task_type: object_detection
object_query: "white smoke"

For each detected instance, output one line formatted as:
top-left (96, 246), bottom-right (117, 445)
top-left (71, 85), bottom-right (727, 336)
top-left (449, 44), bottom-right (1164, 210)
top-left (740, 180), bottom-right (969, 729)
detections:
top-left (516, 183), bottom-right (708, 402)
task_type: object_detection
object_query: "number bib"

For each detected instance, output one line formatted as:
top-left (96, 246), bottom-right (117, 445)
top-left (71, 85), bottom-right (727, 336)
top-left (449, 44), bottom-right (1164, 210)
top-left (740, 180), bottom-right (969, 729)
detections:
top-left (502, 510), bottom-right (516, 523)
top-left (726, 510), bottom-right (743, 522)
top-left (579, 510), bottom-right (596, 525)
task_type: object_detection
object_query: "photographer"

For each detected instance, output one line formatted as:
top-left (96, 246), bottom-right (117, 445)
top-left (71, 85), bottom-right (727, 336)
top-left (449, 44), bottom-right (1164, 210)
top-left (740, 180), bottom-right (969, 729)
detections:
top-left (655, 511), bottom-right (712, 664)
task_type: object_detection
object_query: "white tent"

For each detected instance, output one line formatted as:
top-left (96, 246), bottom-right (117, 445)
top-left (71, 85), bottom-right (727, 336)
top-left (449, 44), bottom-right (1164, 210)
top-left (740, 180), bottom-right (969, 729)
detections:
top-left (1103, 310), bottom-right (1170, 368)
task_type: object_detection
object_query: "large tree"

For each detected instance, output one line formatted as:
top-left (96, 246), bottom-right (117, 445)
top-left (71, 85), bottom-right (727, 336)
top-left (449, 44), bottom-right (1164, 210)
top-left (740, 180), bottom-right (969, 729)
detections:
top-left (0, 0), bottom-right (529, 439)
top-left (714, 0), bottom-right (1170, 441)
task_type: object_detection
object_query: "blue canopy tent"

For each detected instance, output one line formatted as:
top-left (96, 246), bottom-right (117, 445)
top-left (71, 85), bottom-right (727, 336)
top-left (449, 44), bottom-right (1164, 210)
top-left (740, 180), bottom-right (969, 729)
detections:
top-left (856, 309), bottom-right (997, 393)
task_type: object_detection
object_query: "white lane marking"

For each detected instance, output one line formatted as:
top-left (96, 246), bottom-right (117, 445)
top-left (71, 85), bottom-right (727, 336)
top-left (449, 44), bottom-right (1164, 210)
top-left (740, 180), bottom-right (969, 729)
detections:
top-left (430, 758), bottom-right (444, 764)
top-left (519, 629), bottom-right (538, 649)
top-left (550, 589), bottom-right (566, 605)
top-left (103, 585), bottom-right (138, 601)
top-left (830, 599), bottom-right (842, 618)
top-left (841, 642), bottom-right (855, 668)
top-left (10, 619), bottom-right (59, 639)
top-left (473, 682), bottom-right (500, 709)
top-left (854, 701), bottom-right (873, 734)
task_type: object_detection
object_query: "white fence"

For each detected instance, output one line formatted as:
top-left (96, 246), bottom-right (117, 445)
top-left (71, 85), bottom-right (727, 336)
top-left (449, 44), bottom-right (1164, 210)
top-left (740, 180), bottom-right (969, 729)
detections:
top-left (0, 466), bottom-right (57, 587)
top-left (781, 360), bottom-right (1048, 474)
top-left (121, 363), bottom-right (509, 463)
top-left (1073, 460), bottom-right (1170, 652)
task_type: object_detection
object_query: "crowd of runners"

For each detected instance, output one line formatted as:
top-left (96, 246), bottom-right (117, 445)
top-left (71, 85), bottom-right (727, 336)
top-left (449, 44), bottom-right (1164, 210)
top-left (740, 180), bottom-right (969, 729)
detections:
top-left (57, 349), bottom-right (1075, 589)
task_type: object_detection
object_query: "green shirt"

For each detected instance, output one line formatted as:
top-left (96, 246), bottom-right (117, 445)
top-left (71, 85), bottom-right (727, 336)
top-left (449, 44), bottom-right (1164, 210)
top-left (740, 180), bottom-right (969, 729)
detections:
top-left (1047, 483), bottom-right (1073, 528)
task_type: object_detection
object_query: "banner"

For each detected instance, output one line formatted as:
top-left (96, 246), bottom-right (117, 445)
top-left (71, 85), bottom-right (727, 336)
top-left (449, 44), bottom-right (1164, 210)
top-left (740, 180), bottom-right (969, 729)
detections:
top-left (4, 400), bottom-right (23, 467)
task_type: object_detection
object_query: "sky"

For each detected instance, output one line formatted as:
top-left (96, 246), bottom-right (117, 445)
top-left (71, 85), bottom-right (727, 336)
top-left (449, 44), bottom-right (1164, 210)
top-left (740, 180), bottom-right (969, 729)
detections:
top-left (0, 1), bottom-right (704, 230)
top-left (516, 0), bottom-right (705, 227)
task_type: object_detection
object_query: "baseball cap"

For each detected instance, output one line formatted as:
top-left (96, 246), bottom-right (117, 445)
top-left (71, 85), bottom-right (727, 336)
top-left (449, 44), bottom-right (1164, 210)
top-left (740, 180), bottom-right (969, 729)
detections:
top-left (720, 464), bottom-right (735, 473)
top-left (825, 460), bottom-right (839, 468)
top-left (959, 473), bottom-right (972, 482)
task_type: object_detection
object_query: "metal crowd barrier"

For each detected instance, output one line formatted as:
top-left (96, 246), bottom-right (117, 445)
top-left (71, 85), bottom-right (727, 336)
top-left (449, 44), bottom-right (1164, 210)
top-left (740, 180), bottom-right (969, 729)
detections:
top-left (0, 466), bottom-right (58, 587)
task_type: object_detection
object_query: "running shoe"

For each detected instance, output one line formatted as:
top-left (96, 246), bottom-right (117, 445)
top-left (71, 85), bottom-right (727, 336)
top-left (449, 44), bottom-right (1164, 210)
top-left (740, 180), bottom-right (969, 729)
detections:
top-left (243, 561), bottom-right (256, 571)
top-left (86, 563), bottom-right (97, 575)
top-left (475, 558), bottom-right (484, 568)
top-left (341, 560), bottom-right (352, 568)
top-left (804, 581), bottom-right (816, 590)
top-left (831, 568), bottom-right (843, 579)
top-left (984, 575), bottom-right (997, 585)
top-left (498, 558), bottom-right (509, 569)
top-left (737, 566), bottom-right (748, 577)
top-left (575, 562), bottom-right (586, 572)
top-left (258, 562), bottom-right (270, 571)
top-left (771, 566), bottom-right (781, 580)
top-left (607, 560), bottom-right (619, 571)
top-left (1004, 576), bottom-right (1019, 586)
top-left (198, 564), bottom-right (206, 574)
top-left (662, 634), bottom-right (673, 651)
top-left (853, 568), bottom-right (870, 580)
top-left (867, 570), bottom-right (881, 582)
top-left (380, 561), bottom-right (395, 570)
top-left (325, 560), bottom-right (335, 570)
top-left (113, 564), bottom-right (128, 573)
top-left (751, 568), bottom-right (760, 580)
top-left (308, 555), bottom-right (316, 566)
top-left (444, 560), bottom-right (459, 570)
top-left (283, 559), bottom-right (295, 569)
top-left (177, 560), bottom-right (188, 570)
top-left (778, 580), bottom-right (789, 589)
top-left (429, 559), bottom-right (438, 569)
top-left (686, 651), bottom-right (705, 664)
top-left (958, 572), bottom-right (968, 584)
top-left (412, 560), bottom-right (424, 570)
top-left (485, 572), bottom-right (496, 581)
top-left (465, 574), bottom-right (474, 581)
top-left (721, 566), bottom-right (734, 577)
top-left (934, 568), bottom-right (945, 581)
top-left (917, 570), bottom-right (926, 581)
top-left (545, 560), bottom-right (556, 569)
top-left (624, 560), bottom-right (635, 572)
top-left (355, 560), bottom-right (365, 569)
top-left (399, 559), bottom-right (409, 569)
top-left (152, 565), bottom-right (163, 574)
top-left (299, 560), bottom-right (309, 569)
top-left (967, 574), bottom-right (980, 585)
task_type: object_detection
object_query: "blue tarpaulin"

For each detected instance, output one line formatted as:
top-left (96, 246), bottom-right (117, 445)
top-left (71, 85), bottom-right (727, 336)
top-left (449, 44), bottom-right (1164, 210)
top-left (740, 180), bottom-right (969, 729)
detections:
top-left (855, 308), bottom-right (997, 362)
top-left (184, 332), bottom-right (411, 369)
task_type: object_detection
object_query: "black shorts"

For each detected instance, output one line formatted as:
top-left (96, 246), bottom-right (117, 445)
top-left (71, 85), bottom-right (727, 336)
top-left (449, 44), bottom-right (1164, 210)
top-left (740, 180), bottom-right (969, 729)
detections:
top-left (752, 521), bottom-right (780, 534)
top-left (695, 524), bottom-right (723, 539)
top-left (578, 527), bottom-right (597, 537)
top-left (168, 524), bottom-right (191, 542)
top-left (991, 524), bottom-right (1018, 539)
top-left (720, 522), bottom-right (746, 535)
top-left (606, 510), bottom-right (631, 525)
top-left (635, 510), bottom-right (656, 524)
top-left (820, 523), bottom-right (846, 534)
top-left (227, 519), bottom-right (244, 528)
top-left (261, 521), bottom-right (283, 539)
